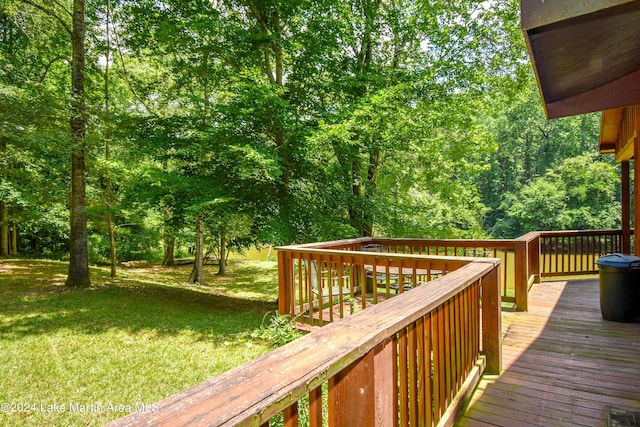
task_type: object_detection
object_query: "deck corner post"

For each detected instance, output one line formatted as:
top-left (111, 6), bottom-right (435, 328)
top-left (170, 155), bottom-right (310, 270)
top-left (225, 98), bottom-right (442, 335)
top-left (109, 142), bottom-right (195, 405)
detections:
top-left (621, 161), bottom-right (631, 254)
top-left (530, 233), bottom-right (541, 285)
top-left (514, 240), bottom-right (529, 312)
top-left (482, 265), bottom-right (502, 375)
top-left (328, 341), bottom-right (395, 427)
top-left (278, 250), bottom-right (293, 316)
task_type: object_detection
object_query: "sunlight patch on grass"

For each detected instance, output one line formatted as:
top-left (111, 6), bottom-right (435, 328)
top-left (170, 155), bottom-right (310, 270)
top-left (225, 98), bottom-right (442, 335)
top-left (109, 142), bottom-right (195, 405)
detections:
top-left (0, 258), bottom-right (279, 426)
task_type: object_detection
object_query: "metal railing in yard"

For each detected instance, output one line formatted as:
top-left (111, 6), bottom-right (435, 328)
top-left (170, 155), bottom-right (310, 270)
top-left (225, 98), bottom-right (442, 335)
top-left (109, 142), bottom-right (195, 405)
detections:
top-left (107, 259), bottom-right (502, 427)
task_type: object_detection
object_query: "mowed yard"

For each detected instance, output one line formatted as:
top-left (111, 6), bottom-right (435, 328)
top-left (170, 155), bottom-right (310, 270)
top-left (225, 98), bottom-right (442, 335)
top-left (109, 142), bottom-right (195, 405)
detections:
top-left (0, 258), bottom-right (280, 426)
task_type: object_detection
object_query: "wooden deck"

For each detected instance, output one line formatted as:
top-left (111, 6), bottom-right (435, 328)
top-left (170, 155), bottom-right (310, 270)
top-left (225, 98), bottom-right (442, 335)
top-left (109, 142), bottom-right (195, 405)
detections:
top-left (459, 278), bottom-right (640, 427)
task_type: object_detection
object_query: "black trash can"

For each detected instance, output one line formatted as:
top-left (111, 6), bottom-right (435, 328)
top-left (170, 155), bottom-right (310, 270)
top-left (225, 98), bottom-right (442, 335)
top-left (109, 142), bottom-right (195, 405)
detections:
top-left (595, 254), bottom-right (640, 322)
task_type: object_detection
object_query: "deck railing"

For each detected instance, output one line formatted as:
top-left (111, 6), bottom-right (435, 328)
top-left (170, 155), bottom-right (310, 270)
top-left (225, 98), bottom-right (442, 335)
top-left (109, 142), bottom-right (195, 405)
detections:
top-left (371, 236), bottom-right (539, 311)
top-left (278, 229), bottom-right (621, 318)
top-left (279, 234), bottom-right (539, 315)
top-left (108, 228), bottom-right (623, 427)
top-left (108, 260), bottom-right (502, 427)
top-left (276, 243), bottom-right (473, 326)
top-left (539, 229), bottom-right (623, 277)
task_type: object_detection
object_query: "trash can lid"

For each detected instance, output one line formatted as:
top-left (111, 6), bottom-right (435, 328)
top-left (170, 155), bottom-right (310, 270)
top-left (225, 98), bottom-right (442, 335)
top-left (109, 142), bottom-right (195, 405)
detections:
top-left (595, 253), bottom-right (640, 267)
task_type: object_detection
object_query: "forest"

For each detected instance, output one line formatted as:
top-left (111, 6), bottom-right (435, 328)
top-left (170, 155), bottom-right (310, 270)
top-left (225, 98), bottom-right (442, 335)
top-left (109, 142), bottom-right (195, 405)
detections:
top-left (0, 0), bottom-right (621, 286)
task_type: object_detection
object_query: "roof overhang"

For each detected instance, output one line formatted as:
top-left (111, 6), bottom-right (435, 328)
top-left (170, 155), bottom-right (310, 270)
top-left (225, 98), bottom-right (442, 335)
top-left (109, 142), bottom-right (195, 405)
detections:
top-left (600, 108), bottom-right (623, 155)
top-left (599, 106), bottom-right (638, 160)
top-left (522, 0), bottom-right (640, 119)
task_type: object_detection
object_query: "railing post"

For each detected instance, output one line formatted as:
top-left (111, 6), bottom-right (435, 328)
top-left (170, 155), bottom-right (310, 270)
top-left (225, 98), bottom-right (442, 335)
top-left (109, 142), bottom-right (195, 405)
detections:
top-left (514, 240), bottom-right (528, 312)
top-left (636, 126), bottom-right (640, 256)
top-left (482, 265), bottom-right (502, 375)
top-left (329, 340), bottom-right (395, 426)
top-left (278, 250), bottom-right (293, 316)
top-left (622, 161), bottom-right (632, 254)
top-left (530, 234), bottom-right (541, 284)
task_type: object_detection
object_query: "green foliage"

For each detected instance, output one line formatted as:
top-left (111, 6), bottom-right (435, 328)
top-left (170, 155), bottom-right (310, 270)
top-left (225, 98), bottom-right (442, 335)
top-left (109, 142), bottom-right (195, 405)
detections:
top-left (0, 0), bottom-right (622, 263)
top-left (19, 204), bottom-right (70, 256)
top-left (88, 222), bottom-right (164, 264)
top-left (477, 71), bottom-right (605, 236)
top-left (503, 179), bottom-right (570, 233)
top-left (498, 154), bottom-right (619, 236)
top-left (252, 312), bottom-right (302, 349)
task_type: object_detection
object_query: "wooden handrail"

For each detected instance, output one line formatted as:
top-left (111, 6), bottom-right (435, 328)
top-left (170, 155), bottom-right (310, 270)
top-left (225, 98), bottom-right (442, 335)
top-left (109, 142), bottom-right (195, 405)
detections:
top-left (106, 228), bottom-right (623, 427)
top-left (278, 247), bottom-right (475, 325)
top-left (538, 229), bottom-right (625, 237)
top-left (281, 237), bottom-right (372, 250)
top-left (107, 261), bottom-right (501, 427)
top-left (278, 229), bottom-right (618, 314)
top-left (279, 237), bottom-right (525, 313)
top-left (538, 229), bottom-right (624, 276)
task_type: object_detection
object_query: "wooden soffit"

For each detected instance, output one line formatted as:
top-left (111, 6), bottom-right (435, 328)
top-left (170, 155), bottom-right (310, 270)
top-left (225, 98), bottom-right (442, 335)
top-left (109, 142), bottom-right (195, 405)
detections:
top-left (522, 0), bottom-right (640, 119)
top-left (599, 106), bottom-right (639, 161)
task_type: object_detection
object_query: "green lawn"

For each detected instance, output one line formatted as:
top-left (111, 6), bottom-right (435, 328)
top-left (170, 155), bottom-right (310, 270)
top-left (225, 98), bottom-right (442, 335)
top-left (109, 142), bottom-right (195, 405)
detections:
top-left (0, 259), bottom-right (279, 426)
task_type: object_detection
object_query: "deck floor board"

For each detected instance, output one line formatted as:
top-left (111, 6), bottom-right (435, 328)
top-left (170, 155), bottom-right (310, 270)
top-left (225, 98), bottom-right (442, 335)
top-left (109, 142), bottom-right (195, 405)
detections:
top-left (457, 278), bottom-right (640, 427)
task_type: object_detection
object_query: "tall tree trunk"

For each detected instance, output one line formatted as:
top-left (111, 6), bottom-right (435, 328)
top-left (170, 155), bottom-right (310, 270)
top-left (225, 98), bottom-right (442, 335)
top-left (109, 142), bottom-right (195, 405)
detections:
top-left (0, 141), bottom-right (6, 256)
top-left (348, 158), bottom-right (363, 235)
top-left (67, 150), bottom-right (91, 287)
top-left (246, 2), bottom-right (294, 241)
top-left (10, 221), bottom-right (17, 256)
top-left (361, 147), bottom-right (380, 237)
top-left (0, 201), bottom-right (8, 257)
top-left (107, 212), bottom-right (116, 276)
top-left (104, 0), bottom-right (116, 278)
top-left (188, 214), bottom-right (204, 284)
top-left (217, 226), bottom-right (226, 276)
top-left (105, 99), bottom-right (117, 277)
top-left (161, 162), bottom-right (175, 266)
top-left (162, 231), bottom-right (175, 266)
top-left (65, 0), bottom-right (90, 288)
top-left (524, 133), bottom-right (531, 182)
top-left (347, 0), bottom-right (381, 238)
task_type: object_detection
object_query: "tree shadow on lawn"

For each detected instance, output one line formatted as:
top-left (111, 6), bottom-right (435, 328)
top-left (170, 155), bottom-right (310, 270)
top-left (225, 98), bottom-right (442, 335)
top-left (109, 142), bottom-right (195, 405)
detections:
top-left (0, 259), bottom-right (278, 341)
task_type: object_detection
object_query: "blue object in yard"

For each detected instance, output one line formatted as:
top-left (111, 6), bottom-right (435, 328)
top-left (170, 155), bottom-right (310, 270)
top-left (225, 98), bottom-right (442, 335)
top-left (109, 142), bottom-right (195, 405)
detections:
top-left (595, 254), bottom-right (640, 322)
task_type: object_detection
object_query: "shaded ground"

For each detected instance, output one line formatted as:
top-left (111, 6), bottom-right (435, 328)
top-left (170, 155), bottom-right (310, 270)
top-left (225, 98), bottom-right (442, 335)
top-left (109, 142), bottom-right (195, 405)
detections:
top-left (459, 278), bottom-right (640, 427)
top-left (0, 258), bottom-right (279, 427)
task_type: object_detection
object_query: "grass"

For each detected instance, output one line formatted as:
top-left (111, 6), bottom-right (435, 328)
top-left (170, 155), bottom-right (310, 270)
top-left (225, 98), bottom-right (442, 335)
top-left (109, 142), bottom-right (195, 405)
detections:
top-left (0, 258), bottom-right (279, 426)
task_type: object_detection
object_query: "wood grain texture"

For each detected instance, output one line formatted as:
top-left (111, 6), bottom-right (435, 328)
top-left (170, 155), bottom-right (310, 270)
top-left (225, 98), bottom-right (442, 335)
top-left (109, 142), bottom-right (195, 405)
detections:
top-left (458, 278), bottom-right (640, 427)
top-left (106, 262), bottom-right (498, 427)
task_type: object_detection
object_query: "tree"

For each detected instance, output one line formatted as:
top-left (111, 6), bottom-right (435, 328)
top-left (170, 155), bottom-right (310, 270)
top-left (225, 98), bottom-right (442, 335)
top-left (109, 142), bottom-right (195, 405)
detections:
top-left (188, 213), bottom-right (205, 284)
top-left (0, 201), bottom-right (7, 256)
top-left (504, 179), bottom-right (570, 233)
top-left (102, 0), bottom-right (117, 277)
top-left (556, 155), bottom-right (620, 230)
top-left (1, 5), bottom-right (72, 257)
top-left (7, 0), bottom-right (91, 286)
top-left (477, 69), bottom-right (603, 236)
top-left (66, 0), bottom-right (91, 287)
top-left (115, 0), bottom-right (290, 256)
top-left (298, 0), bottom-right (522, 239)
top-left (502, 154), bottom-right (619, 235)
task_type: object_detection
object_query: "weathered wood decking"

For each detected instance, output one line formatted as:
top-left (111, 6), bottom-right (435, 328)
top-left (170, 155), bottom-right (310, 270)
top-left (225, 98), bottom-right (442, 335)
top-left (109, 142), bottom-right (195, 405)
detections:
top-left (458, 278), bottom-right (640, 427)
